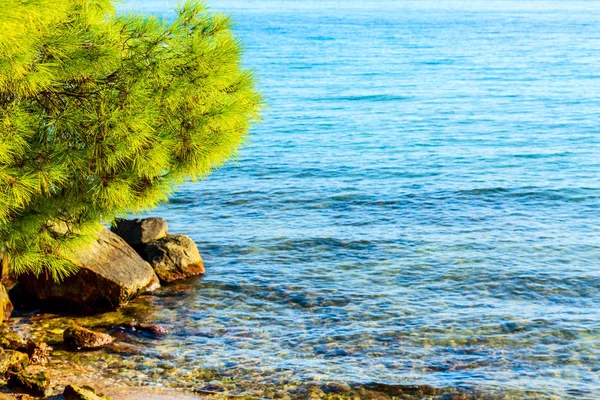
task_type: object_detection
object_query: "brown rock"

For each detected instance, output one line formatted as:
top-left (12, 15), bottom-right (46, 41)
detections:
top-left (0, 283), bottom-right (13, 324)
top-left (0, 335), bottom-right (51, 365)
top-left (64, 384), bottom-right (110, 400)
top-left (0, 348), bottom-right (29, 377)
top-left (20, 227), bottom-right (160, 314)
top-left (64, 326), bottom-right (114, 350)
top-left (145, 234), bottom-right (204, 282)
top-left (25, 339), bottom-right (52, 365)
top-left (7, 371), bottom-right (50, 397)
top-left (111, 218), bottom-right (168, 248)
top-left (0, 332), bottom-right (27, 351)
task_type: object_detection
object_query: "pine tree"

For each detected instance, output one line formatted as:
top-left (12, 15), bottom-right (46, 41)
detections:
top-left (0, 0), bottom-right (262, 281)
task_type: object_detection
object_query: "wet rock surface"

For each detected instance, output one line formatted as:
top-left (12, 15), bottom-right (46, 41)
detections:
top-left (7, 371), bottom-right (49, 397)
top-left (0, 349), bottom-right (29, 377)
top-left (112, 218), bottom-right (168, 250)
top-left (64, 326), bottom-right (114, 350)
top-left (24, 340), bottom-right (52, 366)
top-left (1, 336), bottom-right (53, 367)
top-left (63, 384), bottom-right (110, 400)
top-left (0, 333), bottom-right (27, 351)
top-left (144, 234), bottom-right (204, 283)
top-left (19, 227), bottom-right (160, 314)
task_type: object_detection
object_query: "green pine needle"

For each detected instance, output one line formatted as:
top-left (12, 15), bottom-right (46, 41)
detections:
top-left (0, 0), bottom-right (263, 281)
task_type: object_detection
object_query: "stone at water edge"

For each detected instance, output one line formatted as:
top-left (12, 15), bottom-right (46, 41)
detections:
top-left (7, 371), bottom-right (50, 397)
top-left (8, 372), bottom-right (50, 397)
top-left (64, 326), bottom-right (115, 350)
top-left (0, 334), bottom-right (53, 366)
top-left (0, 332), bottom-right (27, 350)
top-left (0, 283), bottom-right (13, 324)
top-left (19, 227), bottom-right (160, 314)
top-left (145, 234), bottom-right (205, 283)
top-left (64, 384), bottom-right (110, 400)
top-left (0, 348), bottom-right (29, 377)
top-left (25, 339), bottom-right (53, 365)
top-left (111, 218), bottom-right (168, 249)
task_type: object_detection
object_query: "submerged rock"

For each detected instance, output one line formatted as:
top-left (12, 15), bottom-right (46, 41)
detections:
top-left (111, 218), bottom-right (168, 249)
top-left (64, 384), bottom-right (110, 400)
top-left (64, 326), bottom-right (114, 350)
top-left (117, 321), bottom-right (169, 337)
top-left (0, 348), bottom-right (29, 377)
top-left (0, 283), bottom-right (13, 324)
top-left (145, 234), bottom-right (205, 282)
top-left (20, 227), bottom-right (160, 314)
top-left (362, 382), bottom-right (442, 397)
top-left (321, 382), bottom-right (352, 394)
top-left (7, 371), bottom-right (50, 397)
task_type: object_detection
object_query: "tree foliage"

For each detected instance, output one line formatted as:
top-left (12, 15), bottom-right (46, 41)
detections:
top-left (0, 0), bottom-right (261, 280)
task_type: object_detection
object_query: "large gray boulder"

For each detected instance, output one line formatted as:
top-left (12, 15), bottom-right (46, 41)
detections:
top-left (145, 234), bottom-right (205, 282)
top-left (20, 227), bottom-right (160, 314)
top-left (0, 283), bottom-right (13, 324)
top-left (111, 218), bottom-right (168, 250)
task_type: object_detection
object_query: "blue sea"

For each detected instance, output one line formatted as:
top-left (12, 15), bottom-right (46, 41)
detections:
top-left (19, 1), bottom-right (600, 398)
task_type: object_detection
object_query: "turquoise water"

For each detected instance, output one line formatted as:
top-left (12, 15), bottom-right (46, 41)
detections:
top-left (21, 1), bottom-right (600, 398)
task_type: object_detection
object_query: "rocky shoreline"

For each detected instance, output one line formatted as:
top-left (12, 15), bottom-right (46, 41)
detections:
top-left (0, 218), bottom-right (208, 399)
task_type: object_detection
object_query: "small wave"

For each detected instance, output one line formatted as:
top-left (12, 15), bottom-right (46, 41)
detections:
top-left (307, 36), bottom-right (335, 41)
top-left (449, 187), bottom-right (599, 202)
top-left (511, 152), bottom-right (575, 159)
top-left (316, 94), bottom-right (413, 102)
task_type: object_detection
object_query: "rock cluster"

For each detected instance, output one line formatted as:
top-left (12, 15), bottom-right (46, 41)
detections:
top-left (0, 217), bottom-right (203, 316)
top-left (0, 327), bottom-right (118, 397)
top-left (0, 217), bottom-right (202, 397)
top-left (112, 218), bottom-right (204, 283)
top-left (0, 338), bottom-right (50, 397)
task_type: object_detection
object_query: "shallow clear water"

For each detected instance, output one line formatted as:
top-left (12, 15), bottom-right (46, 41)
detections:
top-left (14, 1), bottom-right (600, 398)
